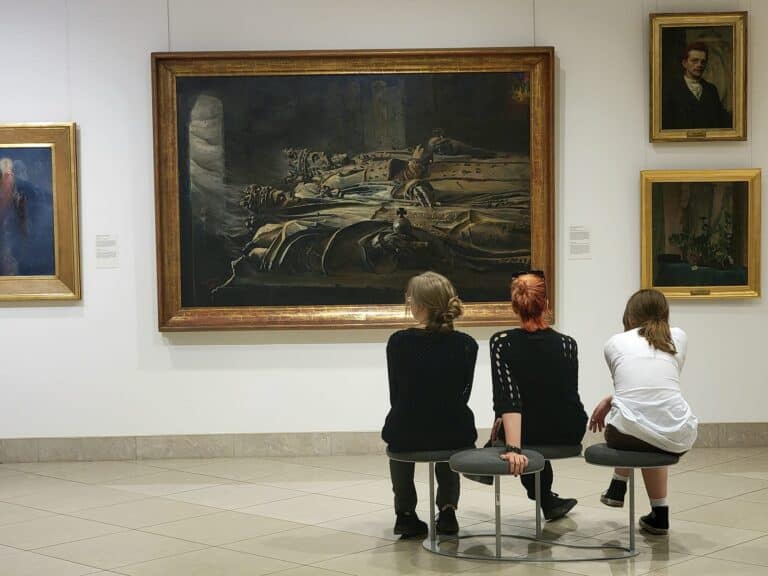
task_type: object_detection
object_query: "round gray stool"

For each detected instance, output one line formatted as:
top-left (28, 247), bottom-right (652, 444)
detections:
top-left (445, 447), bottom-right (546, 559)
top-left (584, 443), bottom-right (681, 558)
top-left (386, 448), bottom-right (467, 549)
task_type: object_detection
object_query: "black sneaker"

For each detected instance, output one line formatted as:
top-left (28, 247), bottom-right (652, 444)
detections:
top-left (639, 506), bottom-right (669, 535)
top-left (542, 493), bottom-right (577, 521)
top-left (600, 479), bottom-right (627, 508)
top-left (394, 512), bottom-right (428, 538)
top-left (436, 507), bottom-right (459, 535)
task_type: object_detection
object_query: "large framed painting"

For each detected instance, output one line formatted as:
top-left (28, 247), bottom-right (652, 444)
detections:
top-left (153, 48), bottom-right (554, 330)
top-left (641, 169), bottom-right (760, 299)
top-left (650, 12), bottom-right (747, 142)
top-left (0, 123), bottom-right (80, 302)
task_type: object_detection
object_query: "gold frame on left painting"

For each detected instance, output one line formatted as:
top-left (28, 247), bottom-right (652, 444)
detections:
top-left (0, 123), bottom-right (80, 301)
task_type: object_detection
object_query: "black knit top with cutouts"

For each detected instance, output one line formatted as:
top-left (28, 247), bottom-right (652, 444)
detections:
top-left (490, 328), bottom-right (587, 445)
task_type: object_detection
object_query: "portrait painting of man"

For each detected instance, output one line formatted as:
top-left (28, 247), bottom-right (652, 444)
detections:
top-left (651, 13), bottom-right (746, 141)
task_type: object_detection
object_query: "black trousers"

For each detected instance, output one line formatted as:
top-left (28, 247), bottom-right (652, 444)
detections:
top-left (389, 459), bottom-right (460, 514)
top-left (520, 460), bottom-right (553, 500)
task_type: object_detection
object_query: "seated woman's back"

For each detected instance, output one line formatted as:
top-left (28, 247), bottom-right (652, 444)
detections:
top-left (492, 327), bottom-right (586, 444)
top-left (383, 327), bottom-right (478, 452)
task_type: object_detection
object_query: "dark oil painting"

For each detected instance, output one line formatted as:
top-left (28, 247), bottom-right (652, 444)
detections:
top-left (176, 72), bottom-right (532, 307)
top-left (661, 25), bottom-right (733, 131)
top-left (652, 181), bottom-right (748, 287)
top-left (0, 146), bottom-right (55, 277)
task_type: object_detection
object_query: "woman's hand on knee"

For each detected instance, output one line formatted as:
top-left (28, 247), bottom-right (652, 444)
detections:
top-left (500, 452), bottom-right (528, 476)
top-left (589, 396), bottom-right (612, 433)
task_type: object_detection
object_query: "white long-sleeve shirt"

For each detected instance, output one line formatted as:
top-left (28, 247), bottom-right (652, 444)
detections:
top-left (604, 327), bottom-right (698, 453)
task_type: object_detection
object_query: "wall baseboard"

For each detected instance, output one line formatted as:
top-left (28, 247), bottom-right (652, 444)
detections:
top-left (0, 423), bottom-right (765, 463)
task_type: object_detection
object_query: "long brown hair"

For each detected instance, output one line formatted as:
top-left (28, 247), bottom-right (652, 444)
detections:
top-left (622, 289), bottom-right (676, 354)
top-left (406, 271), bottom-right (464, 332)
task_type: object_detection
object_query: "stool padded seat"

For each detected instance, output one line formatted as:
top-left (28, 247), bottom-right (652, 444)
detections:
top-left (584, 443), bottom-right (680, 468)
top-left (449, 447), bottom-right (545, 476)
top-left (386, 448), bottom-right (464, 463)
top-left (525, 444), bottom-right (582, 460)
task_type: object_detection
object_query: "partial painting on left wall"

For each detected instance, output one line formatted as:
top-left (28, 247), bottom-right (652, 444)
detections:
top-left (0, 124), bottom-right (80, 301)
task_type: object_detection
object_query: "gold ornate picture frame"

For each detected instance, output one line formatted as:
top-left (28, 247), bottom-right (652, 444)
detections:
top-left (641, 169), bottom-right (760, 299)
top-left (152, 48), bottom-right (555, 331)
top-left (650, 12), bottom-right (747, 142)
top-left (0, 123), bottom-right (80, 302)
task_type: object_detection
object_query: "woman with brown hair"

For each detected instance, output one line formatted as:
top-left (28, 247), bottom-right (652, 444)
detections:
top-left (382, 271), bottom-right (478, 538)
top-left (489, 271), bottom-right (588, 521)
top-left (590, 289), bottom-right (698, 535)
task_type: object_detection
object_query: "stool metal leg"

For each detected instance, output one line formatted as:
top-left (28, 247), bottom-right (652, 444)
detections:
top-left (535, 470), bottom-right (542, 539)
top-left (429, 462), bottom-right (436, 548)
top-left (629, 468), bottom-right (635, 553)
top-left (494, 475), bottom-right (501, 558)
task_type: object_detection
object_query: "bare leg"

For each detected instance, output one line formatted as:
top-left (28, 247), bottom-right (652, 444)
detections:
top-left (614, 467), bottom-right (631, 478)
top-left (641, 467), bottom-right (668, 500)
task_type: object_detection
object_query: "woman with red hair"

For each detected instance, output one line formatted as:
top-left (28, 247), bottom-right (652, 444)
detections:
top-left (489, 271), bottom-right (588, 520)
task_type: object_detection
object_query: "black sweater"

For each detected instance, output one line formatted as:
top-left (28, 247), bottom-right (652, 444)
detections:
top-left (382, 328), bottom-right (478, 452)
top-left (491, 328), bottom-right (587, 445)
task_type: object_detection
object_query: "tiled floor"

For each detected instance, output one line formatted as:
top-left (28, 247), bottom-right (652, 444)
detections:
top-left (1, 447), bottom-right (768, 575)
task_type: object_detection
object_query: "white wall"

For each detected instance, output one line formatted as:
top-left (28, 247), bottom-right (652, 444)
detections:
top-left (0, 0), bottom-right (764, 438)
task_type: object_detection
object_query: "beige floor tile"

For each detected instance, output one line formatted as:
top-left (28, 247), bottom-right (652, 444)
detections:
top-left (670, 471), bottom-right (768, 498)
top-left (735, 487), bottom-right (768, 504)
top-left (0, 515), bottom-right (124, 550)
top-left (531, 543), bottom-right (692, 575)
top-left (698, 459), bottom-right (768, 481)
top-left (315, 539), bottom-right (480, 575)
top-left (260, 467), bottom-right (380, 493)
top-left (138, 458), bottom-right (227, 471)
top-left (0, 502), bottom-right (52, 526)
top-left (320, 478), bottom-right (428, 508)
top-left (598, 518), bottom-right (766, 556)
top-left (7, 483), bottom-right (147, 514)
top-left (239, 493), bottom-right (387, 525)
top-left (0, 549), bottom-right (100, 576)
top-left (37, 530), bottom-right (205, 570)
top-left (708, 534), bottom-right (768, 567)
top-left (166, 458), bottom-right (291, 482)
top-left (71, 498), bottom-right (219, 528)
top-left (7, 462), bottom-right (160, 484)
top-left (0, 474), bottom-right (78, 500)
top-left (675, 499), bottom-right (768, 531)
top-left (267, 567), bottom-right (357, 576)
top-left (462, 565), bottom-right (569, 576)
top-left (224, 525), bottom-right (392, 563)
top-left (114, 547), bottom-right (297, 576)
top-left (165, 482), bottom-right (303, 510)
top-left (143, 511), bottom-right (301, 545)
top-left (646, 556), bottom-right (768, 575)
top-left (267, 455), bottom-right (390, 477)
top-left (102, 470), bottom-right (227, 496)
top-left (317, 508), bottom-right (409, 541)
top-left (501, 503), bottom-right (629, 539)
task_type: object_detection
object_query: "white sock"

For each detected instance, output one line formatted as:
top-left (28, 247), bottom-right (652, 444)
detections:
top-left (613, 473), bottom-right (629, 483)
top-left (650, 497), bottom-right (668, 508)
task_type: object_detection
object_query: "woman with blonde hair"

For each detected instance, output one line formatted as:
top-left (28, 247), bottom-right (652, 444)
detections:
top-left (590, 289), bottom-right (697, 535)
top-left (489, 271), bottom-right (587, 520)
top-left (382, 271), bottom-right (478, 538)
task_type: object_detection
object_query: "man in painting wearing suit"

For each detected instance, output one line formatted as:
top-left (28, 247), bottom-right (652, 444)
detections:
top-left (662, 42), bottom-right (731, 130)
